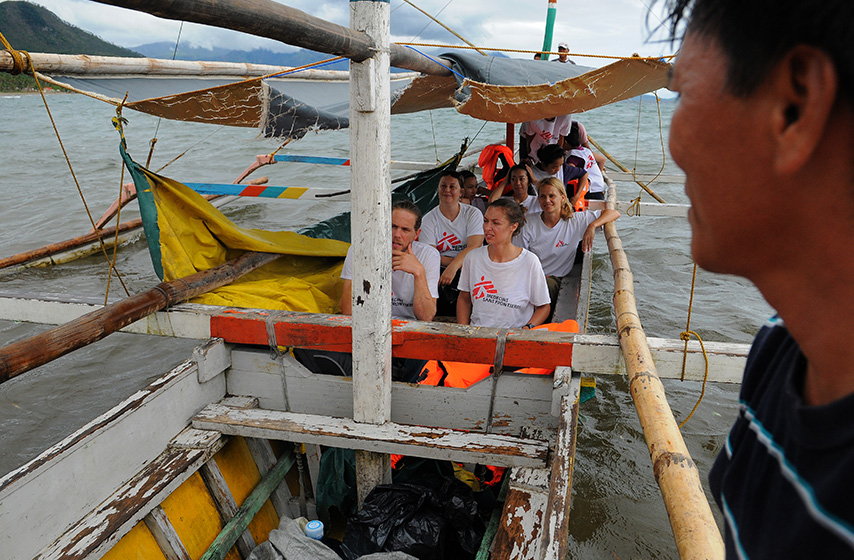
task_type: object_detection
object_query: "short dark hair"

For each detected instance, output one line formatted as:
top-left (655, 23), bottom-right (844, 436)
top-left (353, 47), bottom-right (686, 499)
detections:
top-left (659, 0), bottom-right (854, 103)
top-left (488, 198), bottom-right (526, 236)
top-left (392, 199), bottom-right (423, 230)
top-left (566, 122), bottom-right (581, 148)
top-left (440, 170), bottom-right (462, 188)
top-left (537, 143), bottom-right (566, 166)
top-left (459, 169), bottom-right (477, 182)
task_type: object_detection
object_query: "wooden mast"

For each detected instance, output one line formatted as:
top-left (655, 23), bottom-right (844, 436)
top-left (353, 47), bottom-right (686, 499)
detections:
top-left (349, 0), bottom-right (393, 506)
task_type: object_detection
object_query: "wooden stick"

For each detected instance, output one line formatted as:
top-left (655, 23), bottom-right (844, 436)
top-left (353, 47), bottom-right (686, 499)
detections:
top-left (602, 178), bottom-right (724, 559)
top-left (89, 0), bottom-right (451, 77)
top-left (0, 219), bottom-right (142, 270)
top-left (589, 136), bottom-right (666, 204)
top-left (0, 251), bottom-right (280, 384)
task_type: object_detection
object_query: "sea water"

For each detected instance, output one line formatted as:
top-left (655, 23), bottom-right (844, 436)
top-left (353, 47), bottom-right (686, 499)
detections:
top-left (0, 92), bottom-right (772, 558)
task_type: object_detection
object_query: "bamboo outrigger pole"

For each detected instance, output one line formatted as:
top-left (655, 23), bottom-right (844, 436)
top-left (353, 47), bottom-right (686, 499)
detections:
top-left (90, 0), bottom-right (451, 77)
top-left (0, 250), bottom-right (281, 384)
top-left (602, 179), bottom-right (724, 559)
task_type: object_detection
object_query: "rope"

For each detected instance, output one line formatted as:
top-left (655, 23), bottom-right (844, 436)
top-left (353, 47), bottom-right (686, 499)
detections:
top-left (146, 21), bottom-right (186, 168)
top-left (105, 101), bottom-right (129, 306)
top-left (401, 45), bottom-right (467, 79)
top-left (0, 31), bottom-right (25, 74)
top-left (588, 135), bottom-right (666, 204)
top-left (677, 263), bottom-right (710, 428)
top-left (429, 111), bottom-right (439, 163)
top-left (401, 0), bottom-right (487, 56)
top-left (398, 42), bottom-right (675, 62)
top-left (28, 53), bottom-right (130, 296)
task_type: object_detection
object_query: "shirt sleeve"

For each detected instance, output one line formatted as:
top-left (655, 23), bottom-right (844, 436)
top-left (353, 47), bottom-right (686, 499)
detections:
top-left (419, 211), bottom-right (439, 247)
top-left (465, 205), bottom-right (485, 237)
top-left (423, 246), bottom-right (441, 298)
top-left (580, 209), bottom-right (602, 228)
top-left (457, 250), bottom-right (473, 292)
top-left (341, 246), bottom-right (353, 279)
top-left (528, 253), bottom-right (551, 306)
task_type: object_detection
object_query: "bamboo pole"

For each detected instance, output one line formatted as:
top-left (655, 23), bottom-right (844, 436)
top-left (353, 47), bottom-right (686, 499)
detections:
top-left (588, 136), bottom-right (666, 204)
top-left (0, 219), bottom-right (142, 271)
top-left (88, 0), bottom-right (451, 77)
top-left (602, 177), bottom-right (724, 559)
top-left (0, 251), bottom-right (280, 384)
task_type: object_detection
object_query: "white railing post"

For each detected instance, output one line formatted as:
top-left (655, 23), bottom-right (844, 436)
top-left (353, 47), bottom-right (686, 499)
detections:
top-left (349, 0), bottom-right (393, 507)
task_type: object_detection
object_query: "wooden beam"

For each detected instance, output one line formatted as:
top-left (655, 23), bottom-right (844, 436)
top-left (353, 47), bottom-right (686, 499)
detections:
top-left (144, 506), bottom-right (192, 560)
top-left (607, 172), bottom-right (685, 184)
top-left (88, 0), bottom-right (451, 76)
top-left (199, 449), bottom-right (295, 560)
top-left (192, 404), bottom-right (549, 469)
top-left (0, 251), bottom-right (280, 384)
top-left (199, 460), bottom-right (257, 557)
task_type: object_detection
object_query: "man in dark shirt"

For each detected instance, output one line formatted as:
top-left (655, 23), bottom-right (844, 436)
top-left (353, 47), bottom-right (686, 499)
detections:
top-left (663, 0), bottom-right (854, 557)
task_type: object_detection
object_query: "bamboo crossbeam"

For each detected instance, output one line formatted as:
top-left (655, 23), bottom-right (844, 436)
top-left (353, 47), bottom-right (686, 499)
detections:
top-left (589, 136), bottom-right (666, 203)
top-left (0, 251), bottom-right (281, 384)
top-left (602, 180), bottom-right (724, 559)
top-left (88, 0), bottom-right (452, 77)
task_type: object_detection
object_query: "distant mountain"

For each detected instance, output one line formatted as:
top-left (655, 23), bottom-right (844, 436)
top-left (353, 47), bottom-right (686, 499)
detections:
top-left (132, 42), bottom-right (345, 69)
top-left (0, 1), bottom-right (142, 57)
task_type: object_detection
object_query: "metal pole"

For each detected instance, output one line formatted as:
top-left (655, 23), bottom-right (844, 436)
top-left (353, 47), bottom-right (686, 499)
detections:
top-left (541, 0), bottom-right (558, 61)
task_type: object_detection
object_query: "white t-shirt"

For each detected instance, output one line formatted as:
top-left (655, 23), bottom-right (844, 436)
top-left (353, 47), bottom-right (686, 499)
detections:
top-left (420, 203), bottom-right (484, 259)
top-left (498, 194), bottom-right (541, 213)
top-left (341, 240), bottom-right (440, 320)
top-left (458, 246), bottom-right (550, 328)
top-left (570, 146), bottom-right (605, 194)
top-left (530, 164), bottom-right (564, 184)
top-left (522, 116), bottom-right (572, 161)
top-left (517, 210), bottom-right (601, 277)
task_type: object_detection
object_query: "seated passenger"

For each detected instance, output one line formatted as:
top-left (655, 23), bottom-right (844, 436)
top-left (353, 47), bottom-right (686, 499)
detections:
top-left (340, 199), bottom-right (440, 321)
top-left (564, 154), bottom-right (589, 212)
top-left (566, 122), bottom-right (607, 200)
top-left (528, 143), bottom-right (566, 183)
top-left (420, 171), bottom-right (485, 315)
top-left (457, 198), bottom-right (550, 329)
top-left (297, 200), bottom-right (440, 381)
top-left (488, 164), bottom-right (541, 213)
top-left (520, 115), bottom-right (572, 163)
top-left (459, 169), bottom-right (488, 214)
top-left (517, 177), bottom-right (619, 305)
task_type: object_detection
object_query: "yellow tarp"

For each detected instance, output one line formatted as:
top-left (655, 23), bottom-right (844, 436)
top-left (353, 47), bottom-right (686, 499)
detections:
top-left (141, 167), bottom-right (348, 313)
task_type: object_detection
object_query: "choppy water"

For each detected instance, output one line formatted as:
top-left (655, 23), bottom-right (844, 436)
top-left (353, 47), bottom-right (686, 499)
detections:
top-left (0, 92), bottom-right (772, 558)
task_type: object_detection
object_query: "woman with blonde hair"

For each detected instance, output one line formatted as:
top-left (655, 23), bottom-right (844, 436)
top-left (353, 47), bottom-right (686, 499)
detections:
top-left (518, 177), bottom-right (619, 303)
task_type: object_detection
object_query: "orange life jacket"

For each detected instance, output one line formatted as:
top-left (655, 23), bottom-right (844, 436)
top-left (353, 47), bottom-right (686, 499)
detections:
top-left (565, 178), bottom-right (588, 213)
top-left (477, 144), bottom-right (515, 194)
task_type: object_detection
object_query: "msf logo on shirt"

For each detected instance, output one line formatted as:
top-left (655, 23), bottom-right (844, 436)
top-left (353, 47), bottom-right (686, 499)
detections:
top-left (437, 231), bottom-right (462, 252)
top-left (472, 276), bottom-right (498, 300)
top-left (555, 240), bottom-right (567, 248)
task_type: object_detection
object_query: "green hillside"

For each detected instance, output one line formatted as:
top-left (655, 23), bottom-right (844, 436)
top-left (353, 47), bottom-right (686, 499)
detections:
top-left (0, 1), bottom-right (141, 90)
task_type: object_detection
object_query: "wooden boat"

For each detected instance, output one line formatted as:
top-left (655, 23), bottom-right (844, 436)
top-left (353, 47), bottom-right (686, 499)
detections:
top-left (0, 1), bottom-right (751, 558)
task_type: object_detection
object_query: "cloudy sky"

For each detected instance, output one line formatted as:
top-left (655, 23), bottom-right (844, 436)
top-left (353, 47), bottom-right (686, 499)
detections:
top-left (25, 0), bottom-right (678, 62)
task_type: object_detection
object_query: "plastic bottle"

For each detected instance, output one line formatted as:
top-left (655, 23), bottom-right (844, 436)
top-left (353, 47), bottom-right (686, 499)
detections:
top-left (304, 519), bottom-right (324, 540)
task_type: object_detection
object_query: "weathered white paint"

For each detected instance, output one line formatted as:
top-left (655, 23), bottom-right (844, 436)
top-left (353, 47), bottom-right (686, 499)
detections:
top-left (608, 172), bottom-right (685, 183)
top-left (571, 333), bottom-right (749, 383)
top-left (245, 437), bottom-right (294, 519)
top-left (194, 338), bottom-right (231, 383)
top-left (0, 356), bottom-right (226, 560)
top-left (144, 506), bottom-right (192, 560)
top-left (33, 427), bottom-right (225, 560)
top-left (228, 349), bottom-right (561, 434)
top-left (192, 403), bottom-right (549, 468)
top-left (587, 199), bottom-right (690, 217)
top-left (350, 0), bottom-right (393, 504)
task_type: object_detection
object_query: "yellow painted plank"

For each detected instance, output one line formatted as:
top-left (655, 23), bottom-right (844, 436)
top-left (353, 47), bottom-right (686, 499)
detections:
top-left (160, 471), bottom-right (241, 560)
top-left (214, 436), bottom-right (280, 544)
top-left (101, 522), bottom-right (168, 560)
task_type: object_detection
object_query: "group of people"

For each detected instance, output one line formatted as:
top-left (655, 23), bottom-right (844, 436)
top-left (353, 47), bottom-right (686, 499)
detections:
top-left (339, 163), bottom-right (618, 332)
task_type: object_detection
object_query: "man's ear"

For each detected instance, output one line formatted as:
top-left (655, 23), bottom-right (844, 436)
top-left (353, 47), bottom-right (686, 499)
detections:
top-left (414, 228), bottom-right (421, 241)
top-left (771, 45), bottom-right (838, 175)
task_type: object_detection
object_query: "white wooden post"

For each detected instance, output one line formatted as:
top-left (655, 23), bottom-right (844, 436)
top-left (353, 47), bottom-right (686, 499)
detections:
top-left (349, 0), bottom-right (393, 507)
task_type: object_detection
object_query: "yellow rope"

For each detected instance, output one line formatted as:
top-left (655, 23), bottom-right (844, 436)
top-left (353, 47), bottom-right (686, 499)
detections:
top-left (105, 102), bottom-right (129, 306)
top-left (26, 52), bottom-right (131, 297)
top-left (627, 195), bottom-right (642, 217)
top-left (398, 42), bottom-right (675, 62)
top-left (269, 138), bottom-right (293, 158)
top-left (0, 31), bottom-right (25, 74)
top-left (677, 263), bottom-right (710, 428)
top-left (588, 136), bottom-right (666, 204)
